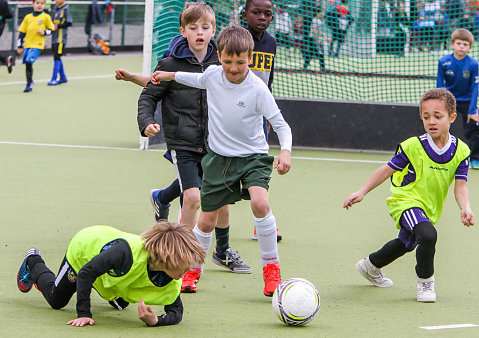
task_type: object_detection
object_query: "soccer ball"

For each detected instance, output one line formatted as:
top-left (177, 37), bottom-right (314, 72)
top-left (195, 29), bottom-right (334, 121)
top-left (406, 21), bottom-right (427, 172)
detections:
top-left (272, 278), bottom-right (320, 326)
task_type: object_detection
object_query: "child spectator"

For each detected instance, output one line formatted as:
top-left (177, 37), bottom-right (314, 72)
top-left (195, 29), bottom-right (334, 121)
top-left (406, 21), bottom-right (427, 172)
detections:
top-left (344, 88), bottom-right (474, 303)
top-left (48, 0), bottom-right (72, 86)
top-left (309, 11), bottom-right (327, 69)
top-left (300, 0), bottom-right (325, 69)
top-left (17, 222), bottom-right (205, 327)
top-left (151, 24), bottom-right (292, 296)
top-left (16, 0), bottom-right (54, 92)
top-left (137, 2), bottom-right (251, 293)
top-left (329, 0), bottom-right (353, 57)
top-left (0, 0), bottom-right (14, 73)
top-left (437, 28), bottom-right (479, 169)
top-left (274, 2), bottom-right (293, 58)
top-left (242, 0), bottom-right (283, 241)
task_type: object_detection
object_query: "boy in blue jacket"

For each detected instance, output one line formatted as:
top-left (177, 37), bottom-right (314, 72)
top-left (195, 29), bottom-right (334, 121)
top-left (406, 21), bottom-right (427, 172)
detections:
top-left (437, 28), bottom-right (479, 169)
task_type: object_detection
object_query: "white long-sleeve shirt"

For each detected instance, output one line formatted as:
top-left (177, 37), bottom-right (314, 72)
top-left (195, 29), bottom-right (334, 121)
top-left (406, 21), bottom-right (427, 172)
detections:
top-left (175, 65), bottom-right (292, 157)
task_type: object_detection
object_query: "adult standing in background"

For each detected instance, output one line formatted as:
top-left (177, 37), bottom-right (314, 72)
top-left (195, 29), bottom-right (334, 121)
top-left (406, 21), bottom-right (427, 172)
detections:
top-left (300, 0), bottom-right (324, 69)
top-left (0, 0), bottom-right (14, 73)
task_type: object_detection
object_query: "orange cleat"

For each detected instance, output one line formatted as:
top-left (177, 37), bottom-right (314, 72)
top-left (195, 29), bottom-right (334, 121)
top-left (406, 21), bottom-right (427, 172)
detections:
top-left (181, 268), bottom-right (202, 293)
top-left (263, 263), bottom-right (281, 297)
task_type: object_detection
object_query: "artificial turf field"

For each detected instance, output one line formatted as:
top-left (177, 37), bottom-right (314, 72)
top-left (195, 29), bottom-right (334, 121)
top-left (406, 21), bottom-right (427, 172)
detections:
top-left (1, 53), bottom-right (479, 337)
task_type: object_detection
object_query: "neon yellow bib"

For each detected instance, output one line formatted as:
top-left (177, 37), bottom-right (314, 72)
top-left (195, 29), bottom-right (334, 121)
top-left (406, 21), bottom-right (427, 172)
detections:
top-left (386, 136), bottom-right (469, 228)
top-left (66, 225), bottom-right (180, 305)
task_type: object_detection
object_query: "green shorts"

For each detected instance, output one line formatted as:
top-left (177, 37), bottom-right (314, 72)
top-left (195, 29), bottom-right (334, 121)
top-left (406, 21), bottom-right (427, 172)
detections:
top-left (200, 151), bottom-right (274, 212)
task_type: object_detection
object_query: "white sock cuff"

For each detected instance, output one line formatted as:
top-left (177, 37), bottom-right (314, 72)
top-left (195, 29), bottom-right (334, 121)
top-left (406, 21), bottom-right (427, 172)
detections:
top-left (193, 224), bottom-right (212, 238)
top-left (193, 224), bottom-right (213, 254)
top-left (254, 210), bottom-right (273, 223)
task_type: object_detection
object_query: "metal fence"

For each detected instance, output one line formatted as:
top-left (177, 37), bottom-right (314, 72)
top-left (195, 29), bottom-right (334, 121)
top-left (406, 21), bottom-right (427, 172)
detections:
top-left (1, 1), bottom-right (145, 50)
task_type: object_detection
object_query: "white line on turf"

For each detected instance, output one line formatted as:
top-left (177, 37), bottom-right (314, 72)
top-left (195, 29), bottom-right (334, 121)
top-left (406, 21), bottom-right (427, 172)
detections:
top-left (420, 324), bottom-right (479, 330)
top-left (0, 74), bottom-right (113, 86)
top-left (0, 141), bottom-right (387, 164)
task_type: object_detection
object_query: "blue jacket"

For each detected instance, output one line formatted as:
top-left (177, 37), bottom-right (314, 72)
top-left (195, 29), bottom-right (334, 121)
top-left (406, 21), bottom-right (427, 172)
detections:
top-left (437, 53), bottom-right (479, 115)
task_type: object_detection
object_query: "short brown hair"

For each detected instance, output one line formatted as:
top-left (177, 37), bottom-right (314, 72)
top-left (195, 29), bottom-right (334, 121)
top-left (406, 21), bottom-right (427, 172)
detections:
top-left (180, 1), bottom-right (215, 28)
top-left (451, 28), bottom-right (474, 45)
top-left (141, 221), bottom-right (206, 270)
top-left (217, 25), bottom-right (254, 56)
top-left (419, 88), bottom-right (456, 117)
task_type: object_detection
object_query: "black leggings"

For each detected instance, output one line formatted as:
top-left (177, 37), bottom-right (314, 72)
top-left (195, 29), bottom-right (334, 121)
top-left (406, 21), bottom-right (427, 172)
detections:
top-left (28, 255), bottom-right (77, 309)
top-left (25, 62), bottom-right (33, 83)
top-left (369, 221), bottom-right (437, 279)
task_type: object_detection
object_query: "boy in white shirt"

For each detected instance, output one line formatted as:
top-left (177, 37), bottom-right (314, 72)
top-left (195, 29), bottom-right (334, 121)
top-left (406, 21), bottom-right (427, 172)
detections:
top-left (151, 24), bottom-right (292, 296)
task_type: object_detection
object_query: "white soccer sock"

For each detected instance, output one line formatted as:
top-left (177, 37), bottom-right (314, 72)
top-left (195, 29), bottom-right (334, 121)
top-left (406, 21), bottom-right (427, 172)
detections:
top-left (255, 210), bottom-right (279, 266)
top-left (192, 224), bottom-right (213, 271)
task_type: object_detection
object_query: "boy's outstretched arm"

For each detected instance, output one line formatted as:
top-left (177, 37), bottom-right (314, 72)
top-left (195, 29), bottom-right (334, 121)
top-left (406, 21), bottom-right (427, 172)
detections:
top-left (454, 179), bottom-right (475, 226)
top-left (151, 71), bottom-right (176, 84)
top-left (115, 69), bottom-right (150, 87)
top-left (343, 164), bottom-right (395, 210)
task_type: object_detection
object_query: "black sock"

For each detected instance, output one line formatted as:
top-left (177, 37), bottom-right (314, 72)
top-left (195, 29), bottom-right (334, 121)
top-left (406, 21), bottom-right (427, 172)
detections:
top-left (215, 226), bottom-right (230, 255)
top-left (158, 179), bottom-right (181, 205)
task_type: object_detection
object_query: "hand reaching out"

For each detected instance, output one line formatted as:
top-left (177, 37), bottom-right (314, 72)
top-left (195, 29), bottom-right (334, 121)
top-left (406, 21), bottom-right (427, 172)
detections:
top-left (115, 68), bottom-right (132, 81)
top-left (343, 191), bottom-right (365, 210)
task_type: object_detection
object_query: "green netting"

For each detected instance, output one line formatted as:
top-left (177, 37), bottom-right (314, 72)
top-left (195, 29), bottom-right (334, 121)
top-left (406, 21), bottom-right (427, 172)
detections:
top-left (151, 0), bottom-right (479, 103)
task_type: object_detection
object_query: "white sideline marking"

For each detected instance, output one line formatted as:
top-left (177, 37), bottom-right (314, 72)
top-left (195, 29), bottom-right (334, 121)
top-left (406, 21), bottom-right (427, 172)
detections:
top-left (0, 141), bottom-right (386, 164)
top-left (0, 74), bottom-right (113, 86)
top-left (293, 156), bottom-right (384, 164)
top-left (420, 324), bottom-right (479, 330)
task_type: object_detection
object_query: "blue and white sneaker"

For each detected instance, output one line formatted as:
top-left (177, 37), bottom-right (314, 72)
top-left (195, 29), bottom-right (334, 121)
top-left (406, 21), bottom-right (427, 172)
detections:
top-left (471, 160), bottom-right (479, 170)
top-left (149, 189), bottom-right (171, 222)
top-left (17, 248), bottom-right (41, 293)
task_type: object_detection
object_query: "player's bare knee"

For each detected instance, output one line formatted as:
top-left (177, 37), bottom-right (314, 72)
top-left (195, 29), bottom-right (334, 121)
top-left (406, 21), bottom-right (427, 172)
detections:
top-left (251, 199), bottom-right (271, 218)
top-left (198, 212), bottom-right (217, 233)
top-left (182, 189), bottom-right (201, 209)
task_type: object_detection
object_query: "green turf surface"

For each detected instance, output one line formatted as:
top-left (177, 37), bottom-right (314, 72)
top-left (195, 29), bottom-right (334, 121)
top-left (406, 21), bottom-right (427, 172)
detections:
top-left (1, 54), bottom-right (479, 337)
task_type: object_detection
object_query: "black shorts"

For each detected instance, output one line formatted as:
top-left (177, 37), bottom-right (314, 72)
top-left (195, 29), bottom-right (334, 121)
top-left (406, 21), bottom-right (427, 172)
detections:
top-left (170, 149), bottom-right (204, 191)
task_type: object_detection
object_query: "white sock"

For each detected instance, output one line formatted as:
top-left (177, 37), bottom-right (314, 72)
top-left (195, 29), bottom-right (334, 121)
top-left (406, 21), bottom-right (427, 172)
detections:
top-left (192, 224), bottom-right (213, 271)
top-left (255, 211), bottom-right (279, 266)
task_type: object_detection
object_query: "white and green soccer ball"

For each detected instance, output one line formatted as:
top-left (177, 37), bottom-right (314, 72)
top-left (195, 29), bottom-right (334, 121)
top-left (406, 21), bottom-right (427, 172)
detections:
top-left (272, 278), bottom-right (320, 326)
